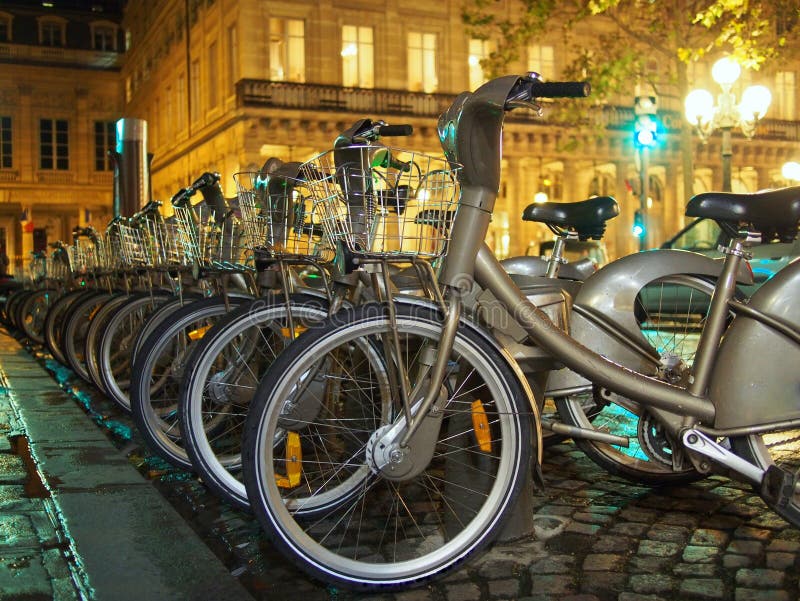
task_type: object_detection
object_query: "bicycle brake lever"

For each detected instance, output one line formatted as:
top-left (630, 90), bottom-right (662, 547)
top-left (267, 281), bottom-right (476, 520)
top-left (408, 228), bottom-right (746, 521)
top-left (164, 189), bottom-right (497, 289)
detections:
top-left (505, 99), bottom-right (543, 115)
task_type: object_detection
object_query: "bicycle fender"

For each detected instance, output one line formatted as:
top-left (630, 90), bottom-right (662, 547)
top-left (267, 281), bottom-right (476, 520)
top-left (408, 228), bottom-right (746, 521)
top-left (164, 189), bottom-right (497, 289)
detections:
top-left (709, 258), bottom-right (800, 429)
top-left (546, 249), bottom-right (752, 395)
top-left (394, 295), bottom-right (544, 465)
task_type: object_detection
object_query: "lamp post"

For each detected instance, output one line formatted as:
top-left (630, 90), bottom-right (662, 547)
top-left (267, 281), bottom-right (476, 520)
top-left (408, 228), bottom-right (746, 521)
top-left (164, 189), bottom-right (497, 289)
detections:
top-left (684, 57), bottom-right (772, 192)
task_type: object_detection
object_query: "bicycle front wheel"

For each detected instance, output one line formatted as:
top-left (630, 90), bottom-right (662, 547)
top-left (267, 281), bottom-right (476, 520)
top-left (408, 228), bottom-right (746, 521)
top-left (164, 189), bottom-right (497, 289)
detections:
top-left (129, 295), bottom-right (252, 469)
top-left (243, 301), bottom-right (535, 590)
top-left (180, 294), bottom-right (329, 509)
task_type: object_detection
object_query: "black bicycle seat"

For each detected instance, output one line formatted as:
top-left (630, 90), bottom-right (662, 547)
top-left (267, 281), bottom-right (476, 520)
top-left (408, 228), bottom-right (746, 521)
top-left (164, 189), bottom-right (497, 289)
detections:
top-left (522, 196), bottom-right (619, 240)
top-left (687, 186), bottom-right (800, 242)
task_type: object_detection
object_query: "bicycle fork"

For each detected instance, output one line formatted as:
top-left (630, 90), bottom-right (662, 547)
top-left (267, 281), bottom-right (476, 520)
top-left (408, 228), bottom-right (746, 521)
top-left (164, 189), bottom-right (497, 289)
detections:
top-left (368, 285), bottom-right (461, 481)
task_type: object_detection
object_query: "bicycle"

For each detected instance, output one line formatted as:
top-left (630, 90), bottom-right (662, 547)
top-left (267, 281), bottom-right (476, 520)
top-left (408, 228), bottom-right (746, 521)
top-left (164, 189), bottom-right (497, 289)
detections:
top-left (241, 73), bottom-right (800, 590)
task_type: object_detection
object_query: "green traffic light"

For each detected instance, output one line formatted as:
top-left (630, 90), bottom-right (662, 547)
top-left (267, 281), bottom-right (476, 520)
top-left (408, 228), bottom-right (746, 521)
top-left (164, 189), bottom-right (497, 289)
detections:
top-left (636, 128), bottom-right (656, 147)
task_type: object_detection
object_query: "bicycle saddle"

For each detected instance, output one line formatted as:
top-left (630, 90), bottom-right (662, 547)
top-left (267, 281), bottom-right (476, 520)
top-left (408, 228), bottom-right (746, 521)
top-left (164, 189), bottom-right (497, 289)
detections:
top-left (521, 196), bottom-right (619, 240)
top-left (687, 186), bottom-right (800, 242)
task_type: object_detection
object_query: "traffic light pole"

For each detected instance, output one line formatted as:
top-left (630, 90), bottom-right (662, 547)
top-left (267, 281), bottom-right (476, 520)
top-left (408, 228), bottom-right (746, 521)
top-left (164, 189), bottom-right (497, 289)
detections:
top-left (639, 145), bottom-right (649, 252)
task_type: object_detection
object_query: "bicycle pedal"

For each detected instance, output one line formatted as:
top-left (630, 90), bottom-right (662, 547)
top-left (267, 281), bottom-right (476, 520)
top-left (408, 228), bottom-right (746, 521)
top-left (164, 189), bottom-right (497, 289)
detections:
top-left (761, 464), bottom-right (797, 509)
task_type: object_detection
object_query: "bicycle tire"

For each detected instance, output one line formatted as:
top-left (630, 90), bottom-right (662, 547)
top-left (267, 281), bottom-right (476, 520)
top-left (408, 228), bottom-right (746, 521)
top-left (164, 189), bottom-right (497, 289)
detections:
top-left (62, 291), bottom-right (115, 383)
top-left (180, 293), bottom-right (329, 509)
top-left (243, 301), bottom-right (534, 590)
top-left (85, 292), bottom-right (131, 393)
top-left (6, 289), bottom-right (33, 331)
top-left (97, 291), bottom-right (174, 413)
top-left (18, 288), bottom-right (58, 344)
top-left (44, 289), bottom-right (98, 364)
top-left (556, 274), bottom-right (725, 485)
top-left (129, 295), bottom-right (252, 469)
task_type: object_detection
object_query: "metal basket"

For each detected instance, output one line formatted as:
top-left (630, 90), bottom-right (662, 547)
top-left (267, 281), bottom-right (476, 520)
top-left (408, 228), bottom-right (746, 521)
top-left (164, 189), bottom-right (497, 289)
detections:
top-left (116, 222), bottom-right (150, 267)
top-left (234, 171), bottom-right (333, 261)
top-left (66, 238), bottom-right (102, 274)
top-left (45, 246), bottom-right (71, 281)
top-left (140, 212), bottom-right (183, 269)
top-left (173, 202), bottom-right (249, 271)
top-left (301, 146), bottom-right (459, 259)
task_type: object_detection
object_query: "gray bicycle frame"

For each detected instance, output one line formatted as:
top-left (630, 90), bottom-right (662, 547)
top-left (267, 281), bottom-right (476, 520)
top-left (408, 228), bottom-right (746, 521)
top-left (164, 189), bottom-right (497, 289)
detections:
top-left (391, 74), bottom-right (799, 488)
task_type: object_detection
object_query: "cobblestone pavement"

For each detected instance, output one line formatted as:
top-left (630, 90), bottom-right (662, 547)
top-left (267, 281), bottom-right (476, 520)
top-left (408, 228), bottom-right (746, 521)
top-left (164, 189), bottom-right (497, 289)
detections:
top-left (2, 330), bottom-right (799, 601)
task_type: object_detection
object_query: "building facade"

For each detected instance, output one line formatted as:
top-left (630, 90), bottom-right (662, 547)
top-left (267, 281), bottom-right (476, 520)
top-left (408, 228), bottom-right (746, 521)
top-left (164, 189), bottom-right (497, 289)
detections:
top-left (0, 0), bottom-right (125, 272)
top-left (2, 0), bottom-right (799, 270)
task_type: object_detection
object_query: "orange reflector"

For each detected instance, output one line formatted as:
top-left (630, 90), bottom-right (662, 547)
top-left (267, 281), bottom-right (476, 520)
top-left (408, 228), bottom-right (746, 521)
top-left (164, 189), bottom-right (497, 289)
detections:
top-left (471, 400), bottom-right (492, 453)
top-left (188, 324), bottom-right (212, 341)
top-left (280, 325), bottom-right (307, 339)
top-left (275, 432), bottom-right (302, 488)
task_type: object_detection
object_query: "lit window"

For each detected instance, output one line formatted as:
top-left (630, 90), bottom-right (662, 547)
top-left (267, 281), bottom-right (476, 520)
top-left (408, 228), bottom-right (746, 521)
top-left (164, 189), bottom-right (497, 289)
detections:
top-left (408, 32), bottom-right (437, 93)
top-left (94, 121), bottom-right (115, 171)
top-left (40, 119), bottom-right (69, 171)
top-left (0, 116), bottom-right (11, 169)
top-left (468, 38), bottom-right (491, 91)
top-left (527, 44), bottom-right (555, 79)
top-left (39, 19), bottom-right (64, 47)
top-left (270, 19), bottom-right (305, 82)
top-left (775, 71), bottom-right (796, 120)
top-left (342, 25), bottom-right (373, 88)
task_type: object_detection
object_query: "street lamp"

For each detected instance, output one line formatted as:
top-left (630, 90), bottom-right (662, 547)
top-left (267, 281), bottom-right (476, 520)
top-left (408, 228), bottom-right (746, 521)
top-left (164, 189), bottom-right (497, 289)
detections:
top-left (685, 56), bottom-right (772, 192)
top-left (782, 161), bottom-right (800, 183)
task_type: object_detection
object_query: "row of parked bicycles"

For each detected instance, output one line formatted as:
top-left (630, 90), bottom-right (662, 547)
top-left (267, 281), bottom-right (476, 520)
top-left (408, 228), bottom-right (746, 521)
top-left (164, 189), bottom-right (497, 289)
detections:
top-left (3, 73), bottom-right (800, 591)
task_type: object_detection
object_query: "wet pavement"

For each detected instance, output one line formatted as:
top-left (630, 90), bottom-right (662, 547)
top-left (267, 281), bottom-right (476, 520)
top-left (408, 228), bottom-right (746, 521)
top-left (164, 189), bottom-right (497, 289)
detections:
top-left (1, 327), bottom-right (799, 601)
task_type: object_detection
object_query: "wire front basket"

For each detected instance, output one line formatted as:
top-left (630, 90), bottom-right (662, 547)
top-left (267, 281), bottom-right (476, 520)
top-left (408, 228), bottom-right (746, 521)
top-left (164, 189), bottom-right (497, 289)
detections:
top-left (234, 172), bottom-right (333, 262)
top-left (302, 146), bottom-right (459, 259)
top-left (173, 202), bottom-right (249, 272)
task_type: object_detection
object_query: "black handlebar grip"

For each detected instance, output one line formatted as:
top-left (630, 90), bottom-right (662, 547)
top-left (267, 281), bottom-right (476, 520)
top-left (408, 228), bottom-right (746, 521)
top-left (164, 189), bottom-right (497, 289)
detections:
top-left (530, 81), bottom-right (591, 98)
top-left (377, 124), bottom-right (413, 137)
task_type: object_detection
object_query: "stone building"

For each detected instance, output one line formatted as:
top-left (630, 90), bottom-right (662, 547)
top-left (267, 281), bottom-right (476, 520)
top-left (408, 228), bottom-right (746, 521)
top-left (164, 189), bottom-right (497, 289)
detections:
top-left (1, 0), bottom-right (799, 270)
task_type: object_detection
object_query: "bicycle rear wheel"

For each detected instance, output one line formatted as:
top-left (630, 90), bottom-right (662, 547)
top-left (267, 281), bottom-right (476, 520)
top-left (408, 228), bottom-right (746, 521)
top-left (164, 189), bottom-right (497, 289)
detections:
top-left (243, 301), bottom-right (535, 590)
top-left (557, 275), bottom-right (720, 484)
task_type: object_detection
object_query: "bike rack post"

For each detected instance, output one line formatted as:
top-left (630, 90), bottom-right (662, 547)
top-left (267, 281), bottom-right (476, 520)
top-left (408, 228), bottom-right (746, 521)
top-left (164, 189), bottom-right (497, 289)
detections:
top-left (114, 118), bottom-right (151, 217)
top-left (497, 456), bottom-right (536, 541)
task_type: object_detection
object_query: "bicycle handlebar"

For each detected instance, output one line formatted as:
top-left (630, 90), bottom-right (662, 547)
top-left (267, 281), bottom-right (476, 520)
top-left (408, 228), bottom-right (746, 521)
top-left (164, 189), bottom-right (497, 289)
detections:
top-left (437, 74), bottom-right (590, 193)
top-left (170, 171), bottom-right (222, 207)
top-left (376, 124), bottom-right (413, 137)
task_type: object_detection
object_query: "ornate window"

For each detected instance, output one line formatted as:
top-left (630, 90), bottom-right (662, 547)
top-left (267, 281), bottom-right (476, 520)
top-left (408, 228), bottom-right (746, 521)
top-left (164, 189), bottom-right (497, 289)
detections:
top-left (94, 121), bottom-right (115, 171)
top-left (91, 21), bottom-right (117, 51)
top-left (527, 45), bottom-right (555, 79)
top-left (341, 25), bottom-right (373, 88)
top-left (408, 32), bottom-right (437, 93)
top-left (0, 117), bottom-right (11, 169)
top-left (775, 71), bottom-right (796, 120)
top-left (40, 119), bottom-right (69, 170)
top-left (270, 19), bottom-right (305, 83)
top-left (468, 38), bottom-right (492, 91)
top-left (39, 18), bottom-right (66, 47)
